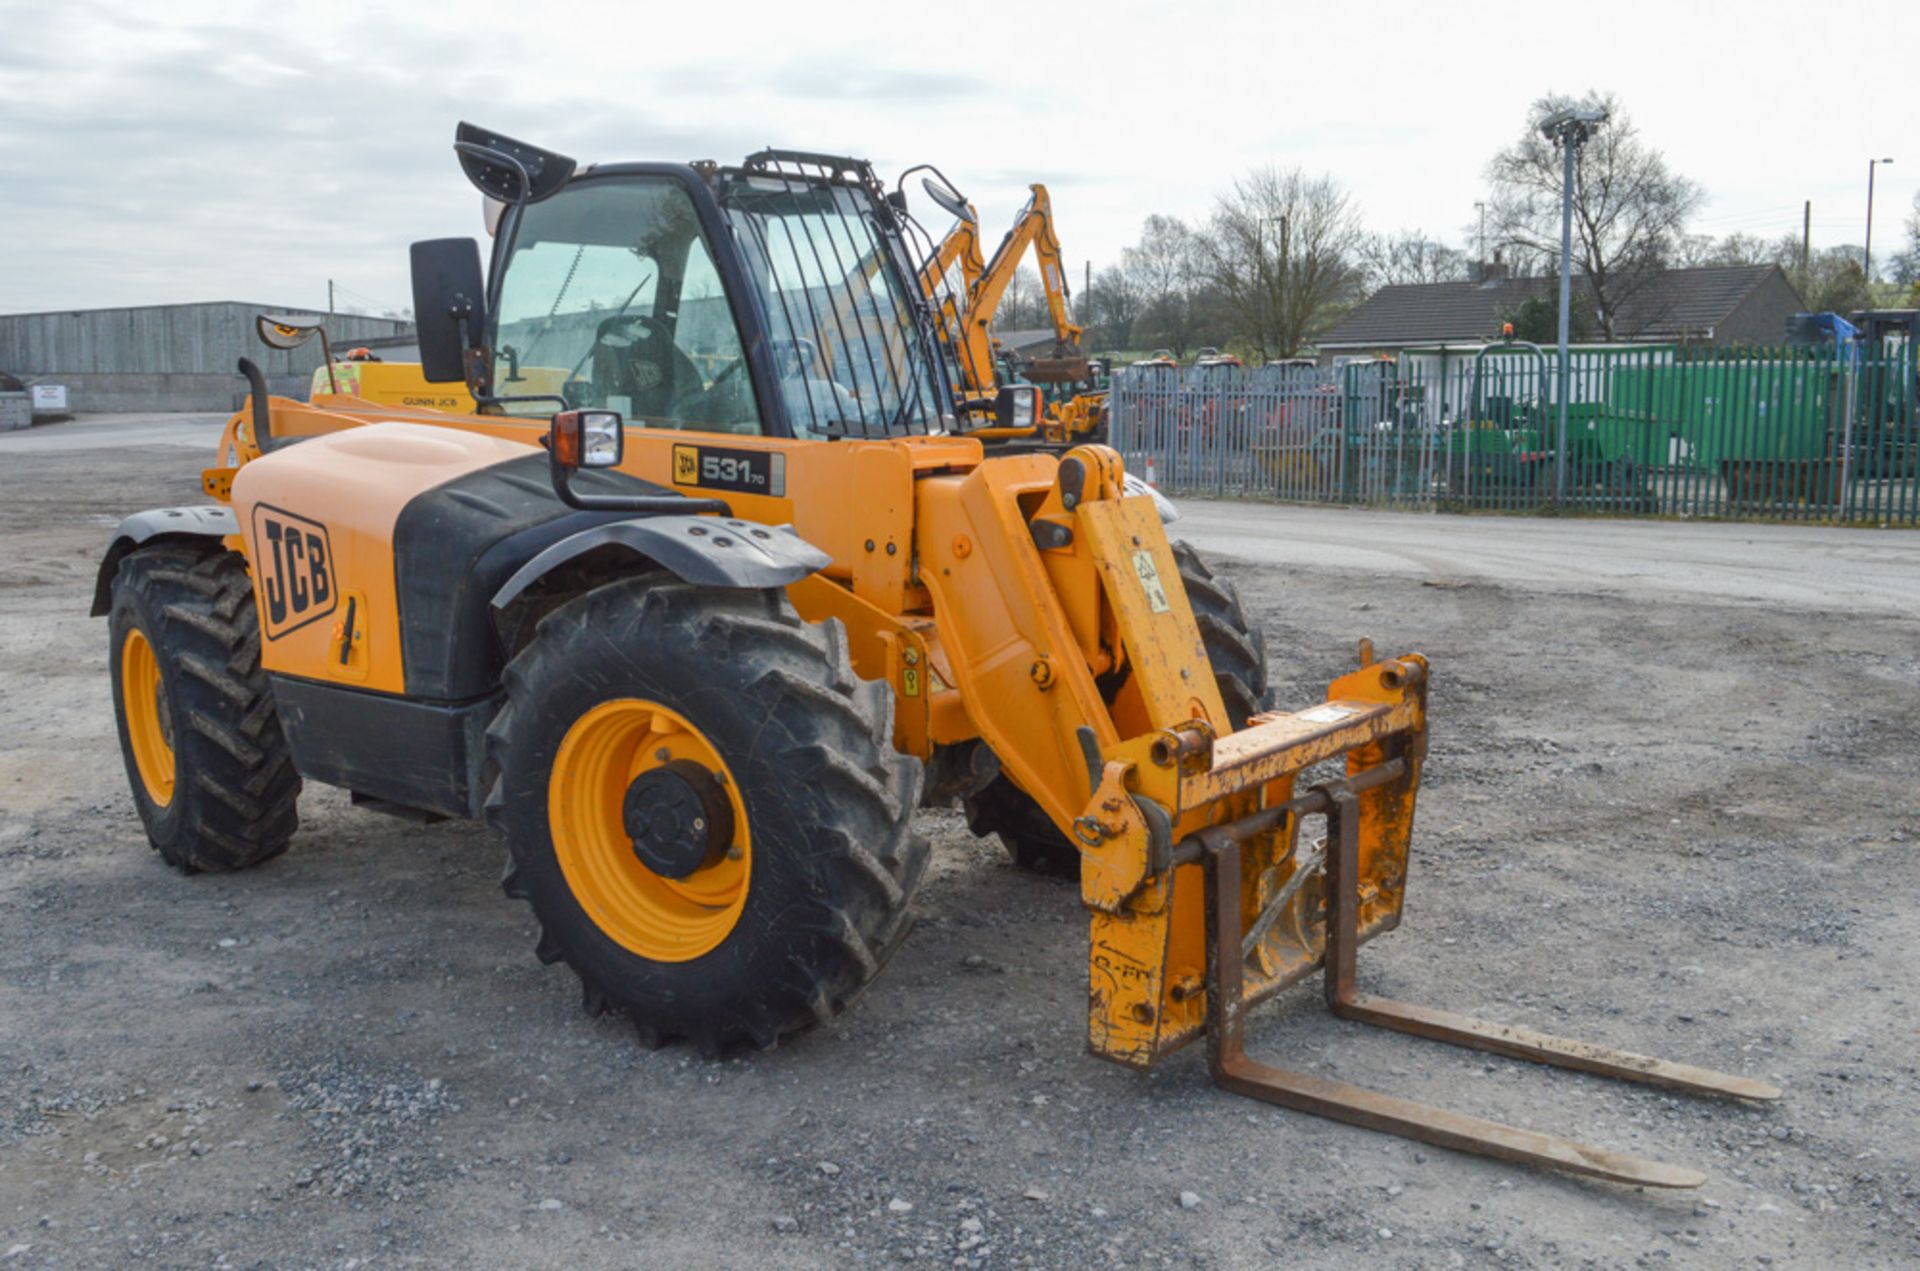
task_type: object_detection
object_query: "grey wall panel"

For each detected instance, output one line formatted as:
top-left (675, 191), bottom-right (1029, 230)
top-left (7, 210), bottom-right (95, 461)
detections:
top-left (0, 303), bottom-right (413, 386)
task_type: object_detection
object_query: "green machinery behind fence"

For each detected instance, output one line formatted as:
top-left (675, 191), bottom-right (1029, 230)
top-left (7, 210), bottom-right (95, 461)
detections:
top-left (1109, 340), bottom-right (1920, 526)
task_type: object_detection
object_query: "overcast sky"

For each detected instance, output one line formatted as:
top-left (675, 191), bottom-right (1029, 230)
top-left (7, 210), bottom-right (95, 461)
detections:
top-left (1, 0), bottom-right (1913, 316)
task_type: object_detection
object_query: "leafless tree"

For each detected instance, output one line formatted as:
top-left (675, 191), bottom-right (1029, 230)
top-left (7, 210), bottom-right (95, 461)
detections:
top-left (1123, 215), bottom-right (1208, 358)
top-left (991, 265), bottom-right (1049, 332)
top-left (1357, 231), bottom-right (1469, 288)
top-left (1193, 166), bottom-right (1366, 359)
top-left (1484, 92), bottom-right (1704, 340)
top-left (1671, 231), bottom-right (1777, 269)
top-left (1084, 263), bottom-right (1144, 352)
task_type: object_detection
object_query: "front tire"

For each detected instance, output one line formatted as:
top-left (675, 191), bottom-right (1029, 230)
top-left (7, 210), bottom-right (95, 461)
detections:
top-left (108, 545), bottom-right (301, 873)
top-left (966, 540), bottom-right (1271, 877)
top-left (487, 575), bottom-right (927, 1054)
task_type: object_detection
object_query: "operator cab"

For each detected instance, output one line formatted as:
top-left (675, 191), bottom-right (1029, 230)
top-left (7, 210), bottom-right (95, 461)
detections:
top-left (410, 124), bottom-right (963, 443)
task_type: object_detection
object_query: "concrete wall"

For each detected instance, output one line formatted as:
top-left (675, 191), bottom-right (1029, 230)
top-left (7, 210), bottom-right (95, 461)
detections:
top-left (0, 302), bottom-right (412, 412)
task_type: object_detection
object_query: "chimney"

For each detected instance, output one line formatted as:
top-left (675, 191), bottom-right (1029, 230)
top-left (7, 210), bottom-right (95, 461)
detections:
top-left (1468, 254), bottom-right (1509, 286)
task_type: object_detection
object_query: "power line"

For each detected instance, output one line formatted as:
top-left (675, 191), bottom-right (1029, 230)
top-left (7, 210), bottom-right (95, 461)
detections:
top-left (329, 281), bottom-right (408, 314)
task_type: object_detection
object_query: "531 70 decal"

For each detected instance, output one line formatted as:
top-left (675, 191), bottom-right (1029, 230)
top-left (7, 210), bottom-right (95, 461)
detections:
top-left (671, 444), bottom-right (786, 497)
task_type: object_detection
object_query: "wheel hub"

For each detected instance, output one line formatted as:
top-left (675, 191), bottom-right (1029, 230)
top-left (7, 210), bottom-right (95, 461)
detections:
top-left (622, 759), bottom-right (733, 880)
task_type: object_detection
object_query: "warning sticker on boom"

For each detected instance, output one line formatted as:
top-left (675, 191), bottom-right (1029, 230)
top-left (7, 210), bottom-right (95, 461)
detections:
top-left (1131, 549), bottom-right (1172, 613)
top-left (670, 444), bottom-right (785, 497)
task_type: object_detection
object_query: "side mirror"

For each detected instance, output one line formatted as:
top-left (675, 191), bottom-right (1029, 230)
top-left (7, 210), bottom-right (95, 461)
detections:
top-left (920, 176), bottom-right (975, 225)
top-left (255, 312), bottom-right (339, 394)
top-left (409, 237), bottom-right (488, 384)
top-left (996, 384), bottom-right (1041, 432)
top-left (255, 314), bottom-right (327, 353)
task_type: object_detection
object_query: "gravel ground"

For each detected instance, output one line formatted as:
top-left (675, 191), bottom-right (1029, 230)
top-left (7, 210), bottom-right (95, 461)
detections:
top-left (2, 418), bottom-right (1916, 1268)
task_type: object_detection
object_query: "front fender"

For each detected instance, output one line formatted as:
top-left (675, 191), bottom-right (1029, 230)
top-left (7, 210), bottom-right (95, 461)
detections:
top-left (90, 505), bottom-right (238, 616)
top-left (491, 514), bottom-right (831, 610)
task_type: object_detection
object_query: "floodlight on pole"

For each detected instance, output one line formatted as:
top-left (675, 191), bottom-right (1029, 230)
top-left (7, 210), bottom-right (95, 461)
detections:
top-left (1540, 104), bottom-right (1608, 507)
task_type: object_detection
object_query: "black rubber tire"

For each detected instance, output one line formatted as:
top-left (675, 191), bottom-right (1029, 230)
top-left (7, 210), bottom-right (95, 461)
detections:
top-left (1170, 540), bottom-right (1270, 725)
top-left (108, 545), bottom-right (301, 873)
top-left (487, 575), bottom-right (928, 1055)
top-left (966, 539), bottom-right (1271, 877)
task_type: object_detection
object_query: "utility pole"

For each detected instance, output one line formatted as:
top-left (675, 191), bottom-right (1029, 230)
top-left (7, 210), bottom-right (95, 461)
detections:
top-left (1801, 201), bottom-right (1811, 272)
top-left (1275, 214), bottom-right (1290, 358)
top-left (1539, 105), bottom-right (1608, 508)
top-left (327, 279), bottom-right (335, 326)
top-left (1865, 157), bottom-right (1894, 291)
top-left (1475, 202), bottom-right (1487, 262)
top-left (1258, 216), bottom-right (1280, 362)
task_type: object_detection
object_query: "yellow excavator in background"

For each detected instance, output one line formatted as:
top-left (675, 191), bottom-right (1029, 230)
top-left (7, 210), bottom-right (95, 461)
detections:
top-left (952, 184), bottom-right (1108, 444)
top-left (901, 178), bottom-right (1107, 444)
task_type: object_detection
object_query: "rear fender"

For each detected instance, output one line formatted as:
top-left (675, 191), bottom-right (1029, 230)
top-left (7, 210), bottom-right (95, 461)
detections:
top-left (90, 506), bottom-right (238, 616)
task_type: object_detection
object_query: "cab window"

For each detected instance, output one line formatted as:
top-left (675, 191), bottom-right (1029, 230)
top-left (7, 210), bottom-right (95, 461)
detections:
top-left (491, 178), bottom-right (761, 434)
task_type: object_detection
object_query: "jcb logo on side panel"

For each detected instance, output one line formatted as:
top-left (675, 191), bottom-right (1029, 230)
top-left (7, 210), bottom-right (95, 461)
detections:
top-left (252, 505), bottom-right (337, 640)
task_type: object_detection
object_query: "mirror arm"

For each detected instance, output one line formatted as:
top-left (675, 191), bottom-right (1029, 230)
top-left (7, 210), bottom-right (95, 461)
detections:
top-left (546, 452), bottom-right (730, 515)
top-left (236, 358), bottom-right (273, 447)
top-left (316, 326), bottom-right (338, 395)
top-left (473, 390), bottom-right (567, 413)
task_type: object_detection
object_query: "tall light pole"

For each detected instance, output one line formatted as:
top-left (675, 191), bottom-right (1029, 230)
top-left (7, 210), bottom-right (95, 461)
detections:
top-left (1864, 157), bottom-right (1894, 293)
top-left (1539, 105), bottom-right (1608, 506)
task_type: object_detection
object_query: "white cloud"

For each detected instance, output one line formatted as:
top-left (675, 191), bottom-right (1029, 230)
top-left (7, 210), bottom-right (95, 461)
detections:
top-left (0, 0), bottom-right (1912, 314)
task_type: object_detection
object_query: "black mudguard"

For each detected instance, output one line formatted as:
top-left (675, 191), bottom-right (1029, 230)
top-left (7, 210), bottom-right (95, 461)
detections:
top-left (90, 506), bottom-right (238, 617)
top-left (491, 514), bottom-right (831, 611)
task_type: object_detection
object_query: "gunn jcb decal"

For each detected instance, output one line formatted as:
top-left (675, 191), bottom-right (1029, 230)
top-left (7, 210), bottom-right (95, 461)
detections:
top-left (252, 504), bottom-right (337, 640)
top-left (670, 443), bottom-right (786, 497)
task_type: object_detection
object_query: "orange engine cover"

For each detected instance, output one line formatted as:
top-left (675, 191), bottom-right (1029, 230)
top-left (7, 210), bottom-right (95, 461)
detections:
top-left (229, 423), bottom-right (537, 695)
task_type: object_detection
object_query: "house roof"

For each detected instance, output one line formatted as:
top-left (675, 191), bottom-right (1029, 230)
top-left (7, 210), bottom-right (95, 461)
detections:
top-left (1320, 264), bottom-right (1791, 348)
top-left (991, 327), bottom-right (1065, 352)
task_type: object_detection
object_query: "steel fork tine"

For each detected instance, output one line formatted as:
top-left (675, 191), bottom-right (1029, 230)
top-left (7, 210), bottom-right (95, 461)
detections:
top-left (1201, 778), bottom-right (1771, 1188)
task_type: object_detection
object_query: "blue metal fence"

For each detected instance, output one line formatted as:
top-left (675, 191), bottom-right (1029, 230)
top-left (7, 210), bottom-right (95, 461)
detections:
top-left (1109, 342), bottom-right (1920, 525)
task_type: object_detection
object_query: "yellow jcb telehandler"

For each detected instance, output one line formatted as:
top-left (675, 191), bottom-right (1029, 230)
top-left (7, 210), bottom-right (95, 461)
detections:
top-left (95, 124), bottom-right (1775, 1188)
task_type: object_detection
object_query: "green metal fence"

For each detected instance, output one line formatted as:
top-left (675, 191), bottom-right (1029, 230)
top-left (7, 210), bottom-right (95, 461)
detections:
top-left (1110, 340), bottom-right (1920, 525)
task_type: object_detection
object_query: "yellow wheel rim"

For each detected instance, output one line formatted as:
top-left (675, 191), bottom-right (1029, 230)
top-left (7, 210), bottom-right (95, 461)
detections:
top-left (121, 627), bottom-right (175, 807)
top-left (548, 698), bottom-right (750, 962)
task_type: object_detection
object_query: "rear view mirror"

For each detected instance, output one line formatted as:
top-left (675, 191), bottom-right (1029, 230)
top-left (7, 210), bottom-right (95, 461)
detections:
top-left (409, 238), bottom-right (488, 384)
top-left (255, 313), bottom-right (339, 394)
top-left (256, 314), bottom-right (326, 352)
top-left (921, 176), bottom-right (975, 225)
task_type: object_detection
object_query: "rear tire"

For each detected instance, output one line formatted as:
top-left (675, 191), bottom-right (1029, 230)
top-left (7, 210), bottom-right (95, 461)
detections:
top-left (487, 575), bottom-right (928, 1055)
top-left (967, 540), bottom-right (1270, 877)
top-left (108, 545), bottom-right (301, 873)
